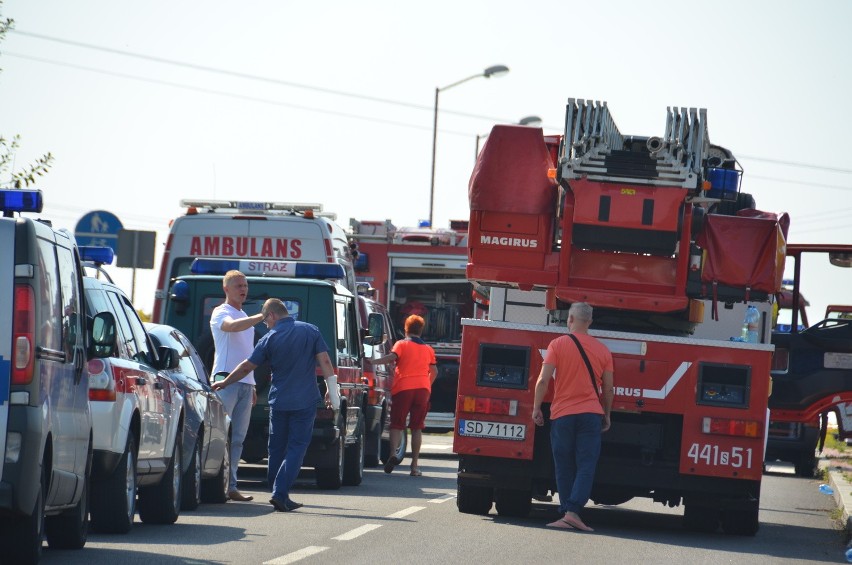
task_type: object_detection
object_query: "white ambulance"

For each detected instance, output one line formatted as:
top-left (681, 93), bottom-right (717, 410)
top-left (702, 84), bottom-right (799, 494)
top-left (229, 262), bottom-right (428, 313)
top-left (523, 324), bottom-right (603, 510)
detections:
top-left (152, 200), bottom-right (356, 323)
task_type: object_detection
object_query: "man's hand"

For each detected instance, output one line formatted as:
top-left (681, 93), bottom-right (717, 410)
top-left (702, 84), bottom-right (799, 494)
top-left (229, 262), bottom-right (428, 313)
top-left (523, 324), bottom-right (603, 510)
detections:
top-left (532, 407), bottom-right (544, 427)
top-left (601, 414), bottom-right (611, 432)
top-left (251, 387), bottom-right (257, 407)
top-left (211, 381), bottom-right (225, 392)
top-left (325, 375), bottom-right (341, 410)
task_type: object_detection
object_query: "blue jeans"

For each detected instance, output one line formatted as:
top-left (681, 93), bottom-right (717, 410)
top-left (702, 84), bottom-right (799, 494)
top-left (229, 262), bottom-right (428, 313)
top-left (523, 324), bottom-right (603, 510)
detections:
top-left (550, 412), bottom-right (602, 514)
top-left (268, 406), bottom-right (316, 501)
top-left (216, 382), bottom-right (254, 491)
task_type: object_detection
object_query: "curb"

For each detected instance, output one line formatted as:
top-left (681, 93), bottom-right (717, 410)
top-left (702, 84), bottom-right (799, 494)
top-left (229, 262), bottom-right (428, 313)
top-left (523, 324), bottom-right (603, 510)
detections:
top-left (827, 467), bottom-right (852, 535)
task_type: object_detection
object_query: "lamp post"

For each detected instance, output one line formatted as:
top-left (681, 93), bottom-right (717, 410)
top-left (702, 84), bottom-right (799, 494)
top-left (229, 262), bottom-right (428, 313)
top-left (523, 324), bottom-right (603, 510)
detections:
top-left (428, 64), bottom-right (509, 228)
top-left (475, 115), bottom-right (543, 159)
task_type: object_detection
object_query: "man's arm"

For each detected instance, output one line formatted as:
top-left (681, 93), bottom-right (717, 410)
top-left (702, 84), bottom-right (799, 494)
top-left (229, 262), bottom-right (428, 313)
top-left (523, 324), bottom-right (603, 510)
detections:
top-left (367, 352), bottom-right (397, 365)
top-left (221, 312), bottom-right (264, 333)
top-left (211, 358), bottom-right (258, 390)
top-left (317, 351), bottom-right (341, 410)
top-left (600, 369), bottom-right (614, 432)
top-left (428, 364), bottom-right (438, 385)
top-left (532, 363), bottom-right (555, 427)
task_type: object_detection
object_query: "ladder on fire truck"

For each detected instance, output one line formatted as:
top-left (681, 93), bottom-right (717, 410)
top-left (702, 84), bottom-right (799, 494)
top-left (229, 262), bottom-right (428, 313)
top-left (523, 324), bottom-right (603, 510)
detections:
top-left (559, 98), bottom-right (715, 190)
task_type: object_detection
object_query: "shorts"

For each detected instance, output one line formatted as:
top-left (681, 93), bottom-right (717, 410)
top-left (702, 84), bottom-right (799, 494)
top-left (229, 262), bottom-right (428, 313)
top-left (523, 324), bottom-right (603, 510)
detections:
top-left (390, 388), bottom-right (430, 430)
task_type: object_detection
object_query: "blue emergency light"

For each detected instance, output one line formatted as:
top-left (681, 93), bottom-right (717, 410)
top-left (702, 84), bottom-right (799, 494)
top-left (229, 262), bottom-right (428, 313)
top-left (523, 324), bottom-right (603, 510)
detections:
top-left (190, 258), bottom-right (345, 280)
top-left (79, 246), bottom-right (115, 265)
top-left (0, 188), bottom-right (43, 213)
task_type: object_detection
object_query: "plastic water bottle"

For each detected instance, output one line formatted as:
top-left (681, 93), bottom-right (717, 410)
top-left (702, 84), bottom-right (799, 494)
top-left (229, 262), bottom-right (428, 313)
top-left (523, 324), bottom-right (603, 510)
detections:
top-left (819, 483), bottom-right (834, 495)
top-left (741, 305), bottom-right (760, 344)
top-left (846, 547), bottom-right (852, 563)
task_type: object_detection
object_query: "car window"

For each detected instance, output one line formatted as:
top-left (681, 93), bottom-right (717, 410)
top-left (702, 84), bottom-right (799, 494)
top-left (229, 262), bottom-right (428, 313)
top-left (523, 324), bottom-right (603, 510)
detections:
top-left (119, 294), bottom-right (155, 366)
top-left (56, 244), bottom-right (82, 359)
top-left (105, 291), bottom-right (148, 363)
top-left (36, 237), bottom-right (61, 352)
top-left (174, 330), bottom-right (209, 385)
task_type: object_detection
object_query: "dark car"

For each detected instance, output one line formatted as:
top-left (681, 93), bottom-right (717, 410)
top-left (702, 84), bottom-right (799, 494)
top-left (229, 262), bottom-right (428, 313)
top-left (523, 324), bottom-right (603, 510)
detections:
top-left (145, 323), bottom-right (231, 510)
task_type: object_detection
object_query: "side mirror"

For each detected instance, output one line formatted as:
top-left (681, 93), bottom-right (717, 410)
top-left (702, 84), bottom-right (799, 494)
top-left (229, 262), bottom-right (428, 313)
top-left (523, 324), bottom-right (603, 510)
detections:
top-left (157, 346), bottom-right (181, 370)
top-left (212, 371), bottom-right (229, 384)
top-left (830, 252), bottom-right (852, 268)
top-left (89, 311), bottom-right (117, 358)
top-left (364, 312), bottom-right (385, 346)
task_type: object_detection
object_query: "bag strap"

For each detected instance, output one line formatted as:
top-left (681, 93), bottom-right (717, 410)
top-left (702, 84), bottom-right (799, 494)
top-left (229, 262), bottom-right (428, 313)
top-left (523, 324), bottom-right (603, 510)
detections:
top-left (567, 333), bottom-right (600, 399)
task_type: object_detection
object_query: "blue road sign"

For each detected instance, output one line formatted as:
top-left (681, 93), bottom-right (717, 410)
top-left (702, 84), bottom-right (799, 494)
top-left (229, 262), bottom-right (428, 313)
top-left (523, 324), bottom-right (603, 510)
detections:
top-left (75, 210), bottom-right (123, 254)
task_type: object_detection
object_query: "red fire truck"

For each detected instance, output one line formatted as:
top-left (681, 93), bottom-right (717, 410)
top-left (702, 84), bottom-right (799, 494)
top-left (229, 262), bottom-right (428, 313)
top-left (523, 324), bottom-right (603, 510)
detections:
top-left (349, 219), bottom-right (481, 430)
top-left (453, 100), bottom-right (789, 535)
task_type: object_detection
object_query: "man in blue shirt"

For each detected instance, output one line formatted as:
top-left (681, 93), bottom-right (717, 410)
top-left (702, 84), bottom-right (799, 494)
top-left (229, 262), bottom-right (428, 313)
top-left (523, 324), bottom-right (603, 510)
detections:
top-left (213, 298), bottom-right (340, 511)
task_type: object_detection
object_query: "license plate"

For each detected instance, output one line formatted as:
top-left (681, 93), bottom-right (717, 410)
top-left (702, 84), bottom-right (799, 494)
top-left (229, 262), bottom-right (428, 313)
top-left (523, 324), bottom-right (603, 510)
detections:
top-left (458, 419), bottom-right (525, 441)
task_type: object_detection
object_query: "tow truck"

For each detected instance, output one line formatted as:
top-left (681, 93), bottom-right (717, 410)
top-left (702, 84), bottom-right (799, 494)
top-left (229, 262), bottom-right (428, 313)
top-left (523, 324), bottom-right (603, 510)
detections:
top-left (453, 99), bottom-right (789, 535)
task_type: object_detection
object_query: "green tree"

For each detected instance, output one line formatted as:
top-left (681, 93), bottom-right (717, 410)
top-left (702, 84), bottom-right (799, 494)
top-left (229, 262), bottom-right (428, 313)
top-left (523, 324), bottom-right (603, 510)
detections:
top-left (0, 2), bottom-right (53, 188)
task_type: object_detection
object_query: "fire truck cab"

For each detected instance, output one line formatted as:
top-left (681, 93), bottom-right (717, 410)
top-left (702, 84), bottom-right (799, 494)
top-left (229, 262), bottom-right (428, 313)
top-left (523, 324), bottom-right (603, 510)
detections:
top-left (454, 100), bottom-right (789, 536)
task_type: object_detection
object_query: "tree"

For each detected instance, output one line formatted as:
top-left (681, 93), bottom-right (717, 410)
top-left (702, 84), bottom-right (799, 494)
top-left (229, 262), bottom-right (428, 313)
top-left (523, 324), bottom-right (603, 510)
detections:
top-left (0, 2), bottom-right (53, 188)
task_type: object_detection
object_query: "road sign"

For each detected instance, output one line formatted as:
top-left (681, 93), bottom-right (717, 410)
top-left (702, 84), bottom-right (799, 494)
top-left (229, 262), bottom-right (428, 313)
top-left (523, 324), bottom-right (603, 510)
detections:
top-left (117, 229), bottom-right (156, 269)
top-left (75, 210), bottom-right (123, 254)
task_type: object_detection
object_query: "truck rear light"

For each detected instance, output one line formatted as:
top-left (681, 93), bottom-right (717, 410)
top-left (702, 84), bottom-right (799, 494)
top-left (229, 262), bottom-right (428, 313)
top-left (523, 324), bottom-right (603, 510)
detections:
top-left (771, 348), bottom-right (789, 371)
top-left (461, 395), bottom-right (518, 416)
top-left (702, 416), bottom-right (761, 438)
top-left (12, 284), bottom-right (35, 385)
top-left (88, 358), bottom-right (117, 401)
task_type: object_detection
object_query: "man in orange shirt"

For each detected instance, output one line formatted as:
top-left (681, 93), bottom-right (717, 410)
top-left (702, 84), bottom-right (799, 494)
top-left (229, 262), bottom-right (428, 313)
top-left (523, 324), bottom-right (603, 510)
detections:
top-left (368, 315), bottom-right (437, 476)
top-left (532, 302), bottom-right (614, 532)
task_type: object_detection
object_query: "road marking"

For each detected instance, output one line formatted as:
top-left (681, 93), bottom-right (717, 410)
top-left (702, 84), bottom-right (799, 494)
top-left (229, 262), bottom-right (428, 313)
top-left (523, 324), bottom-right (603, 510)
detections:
top-left (263, 546), bottom-right (328, 564)
top-left (332, 524), bottom-right (382, 540)
top-left (386, 506), bottom-right (426, 519)
top-left (429, 494), bottom-right (456, 504)
top-left (421, 443), bottom-right (452, 450)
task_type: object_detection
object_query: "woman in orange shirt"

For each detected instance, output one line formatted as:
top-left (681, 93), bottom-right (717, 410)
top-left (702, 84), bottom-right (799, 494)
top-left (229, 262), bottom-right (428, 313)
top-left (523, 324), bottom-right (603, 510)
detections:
top-left (369, 315), bottom-right (437, 476)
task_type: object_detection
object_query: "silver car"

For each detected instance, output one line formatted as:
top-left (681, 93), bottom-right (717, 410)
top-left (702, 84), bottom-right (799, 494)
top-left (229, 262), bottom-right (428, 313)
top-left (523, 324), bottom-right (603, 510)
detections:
top-left (145, 323), bottom-right (231, 510)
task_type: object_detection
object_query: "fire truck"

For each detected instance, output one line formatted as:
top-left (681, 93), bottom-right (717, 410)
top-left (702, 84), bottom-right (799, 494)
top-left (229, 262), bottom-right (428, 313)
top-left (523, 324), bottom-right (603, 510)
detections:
top-left (348, 219), bottom-right (481, 430)
top-left (453, 99), bottom-right (789, 536)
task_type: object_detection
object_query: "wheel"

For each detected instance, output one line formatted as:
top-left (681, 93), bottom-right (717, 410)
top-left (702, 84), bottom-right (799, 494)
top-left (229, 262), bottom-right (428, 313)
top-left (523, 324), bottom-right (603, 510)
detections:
top-left (683, 504), bottom-right (720, 533)
top-left (181, 438), bottom-right (202, 511)
top-left (138, 433), bottom-right (182, 525)
top-left (794, 454), bottom-right (816, 478)
top-left (494, 488), bottom-right (532, 517)
top-left (721, 506), bottom-right (760, 536)
top-left (343, 416), bottom-right (365, 486)
top-left (201, 433), bottom-right (230, 504)
top-left (46, 444), bottom-right (91, 550)
top-left (91, 435), bottom-right (137, 534)
top-left (315, 436), bottom-right (345, 490)
top-left (457, 483), bottom-right (493, 515)
top-left (1, 466), bottom-right (46, 563)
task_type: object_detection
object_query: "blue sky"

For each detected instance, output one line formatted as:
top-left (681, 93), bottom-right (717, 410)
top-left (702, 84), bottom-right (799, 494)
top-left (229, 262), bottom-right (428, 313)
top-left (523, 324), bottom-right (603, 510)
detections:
top-left (1, 0), bottom-right (850, 315)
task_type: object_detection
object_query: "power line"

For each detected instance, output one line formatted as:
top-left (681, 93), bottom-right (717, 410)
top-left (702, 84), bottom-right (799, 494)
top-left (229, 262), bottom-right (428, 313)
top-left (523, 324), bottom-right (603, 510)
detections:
top-left (748, 174), bottom-right (852, 192)
top-left (740, 154), bottom-right (852, 175)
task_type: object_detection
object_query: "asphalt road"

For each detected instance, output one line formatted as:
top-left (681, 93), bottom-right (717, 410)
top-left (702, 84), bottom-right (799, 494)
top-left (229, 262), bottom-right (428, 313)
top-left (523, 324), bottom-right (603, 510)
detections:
top-left (40, 435), bottom-right (847, 564)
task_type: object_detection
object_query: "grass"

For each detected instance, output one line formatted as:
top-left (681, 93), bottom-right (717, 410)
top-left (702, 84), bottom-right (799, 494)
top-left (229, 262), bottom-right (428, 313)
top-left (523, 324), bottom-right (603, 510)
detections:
top-left (821, 431), bottom-right (852, 483)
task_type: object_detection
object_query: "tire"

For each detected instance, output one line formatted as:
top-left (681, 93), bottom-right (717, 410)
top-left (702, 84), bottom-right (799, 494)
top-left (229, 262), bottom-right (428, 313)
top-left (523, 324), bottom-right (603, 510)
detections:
top-left (201, 434), bottom-right (230, 504)
top-left (794, 454), bottom-right (816, 478)
top-left (494, 488), bottom-right (532, 518)
top-left (721, 506), bottom-right (760, 536)
top-left (181, 438), bottom-right (202, 511)
top-left (683, 504), bottom-right (720, 533)
top-left (343, 416), bottom-right (365, 486)
top-left (91, 435), bottom-right (137, 534)
top-left (381, 428), bottom-right (407, 466)
top-left (457, 483), bottom-right (493, 515)
top-left (2, 467), bottom-right (46, 563)
top-left (138, 433), bottom-right (182, 525)
top-left (46, 444), bottom-right (91, 550)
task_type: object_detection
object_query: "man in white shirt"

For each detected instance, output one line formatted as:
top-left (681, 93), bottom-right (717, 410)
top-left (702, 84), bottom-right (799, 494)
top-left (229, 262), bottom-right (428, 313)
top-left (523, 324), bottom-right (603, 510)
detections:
top-left (211, 270), bottom-right (264, 501)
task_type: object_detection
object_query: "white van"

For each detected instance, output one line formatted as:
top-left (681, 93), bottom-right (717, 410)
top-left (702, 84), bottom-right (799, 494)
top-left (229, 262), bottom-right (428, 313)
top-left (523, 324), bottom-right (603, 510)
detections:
top-left (152, 200), bottom-right (356, 323)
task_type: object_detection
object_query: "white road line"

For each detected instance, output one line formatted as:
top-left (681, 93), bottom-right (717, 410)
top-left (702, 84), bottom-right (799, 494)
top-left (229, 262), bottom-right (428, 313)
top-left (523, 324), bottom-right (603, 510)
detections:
top-left (421, 444), bottom-right (453, 449)
top-left (332, 524), bottom-right (382, 541)
top-left (429, 494), bottom-right (456, 504)
top-left (386, 505), bottom-right (426, 519)
top-left (263, 546), bottom-right (328, 564)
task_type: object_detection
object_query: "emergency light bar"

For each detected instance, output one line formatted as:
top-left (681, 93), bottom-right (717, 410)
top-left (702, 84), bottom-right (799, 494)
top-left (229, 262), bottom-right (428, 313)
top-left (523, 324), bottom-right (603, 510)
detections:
top-left (79, 246), bottom-right (115, 265)
top-left (190, 258), bottom-right (345, 280)
top-left (0, 188), bottom-right (43, 213)
top-left (180, 199), bottom-right (324, 213)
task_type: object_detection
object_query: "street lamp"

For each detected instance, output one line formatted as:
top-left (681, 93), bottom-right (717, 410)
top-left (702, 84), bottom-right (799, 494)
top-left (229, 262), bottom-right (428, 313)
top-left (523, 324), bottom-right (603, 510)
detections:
top-left (428, 64), bottom-right (509, 228)
top-left (475, 115), bottom-right (543, 158)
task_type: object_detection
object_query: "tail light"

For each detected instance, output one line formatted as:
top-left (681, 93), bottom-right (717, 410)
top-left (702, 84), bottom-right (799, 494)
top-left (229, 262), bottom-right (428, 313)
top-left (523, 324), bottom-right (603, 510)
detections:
top-left (702, 416), bottom-right (761, 438)
top-left (88, 358), bottom-right (117, 401)
top-left (460, 395), bottom-right (518, 416)
top-left (12, 284), bottom-right (35, 385)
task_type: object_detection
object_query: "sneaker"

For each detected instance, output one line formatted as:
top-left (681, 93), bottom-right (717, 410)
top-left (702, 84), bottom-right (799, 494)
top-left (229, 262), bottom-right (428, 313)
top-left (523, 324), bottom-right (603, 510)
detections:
top-left (228, 490), bottom-right (254, 502)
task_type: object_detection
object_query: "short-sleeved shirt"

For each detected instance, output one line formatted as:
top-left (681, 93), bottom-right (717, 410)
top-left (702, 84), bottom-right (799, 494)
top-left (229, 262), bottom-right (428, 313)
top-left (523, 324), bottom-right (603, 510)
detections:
top-left (390, 337), bottom-right (437, 395)
top-left (544, 333), bottom-right (613, 420)
top-left (248, 317), bottom-right (328, 411)
top-left (211, 303), bottom-right (255, 385)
